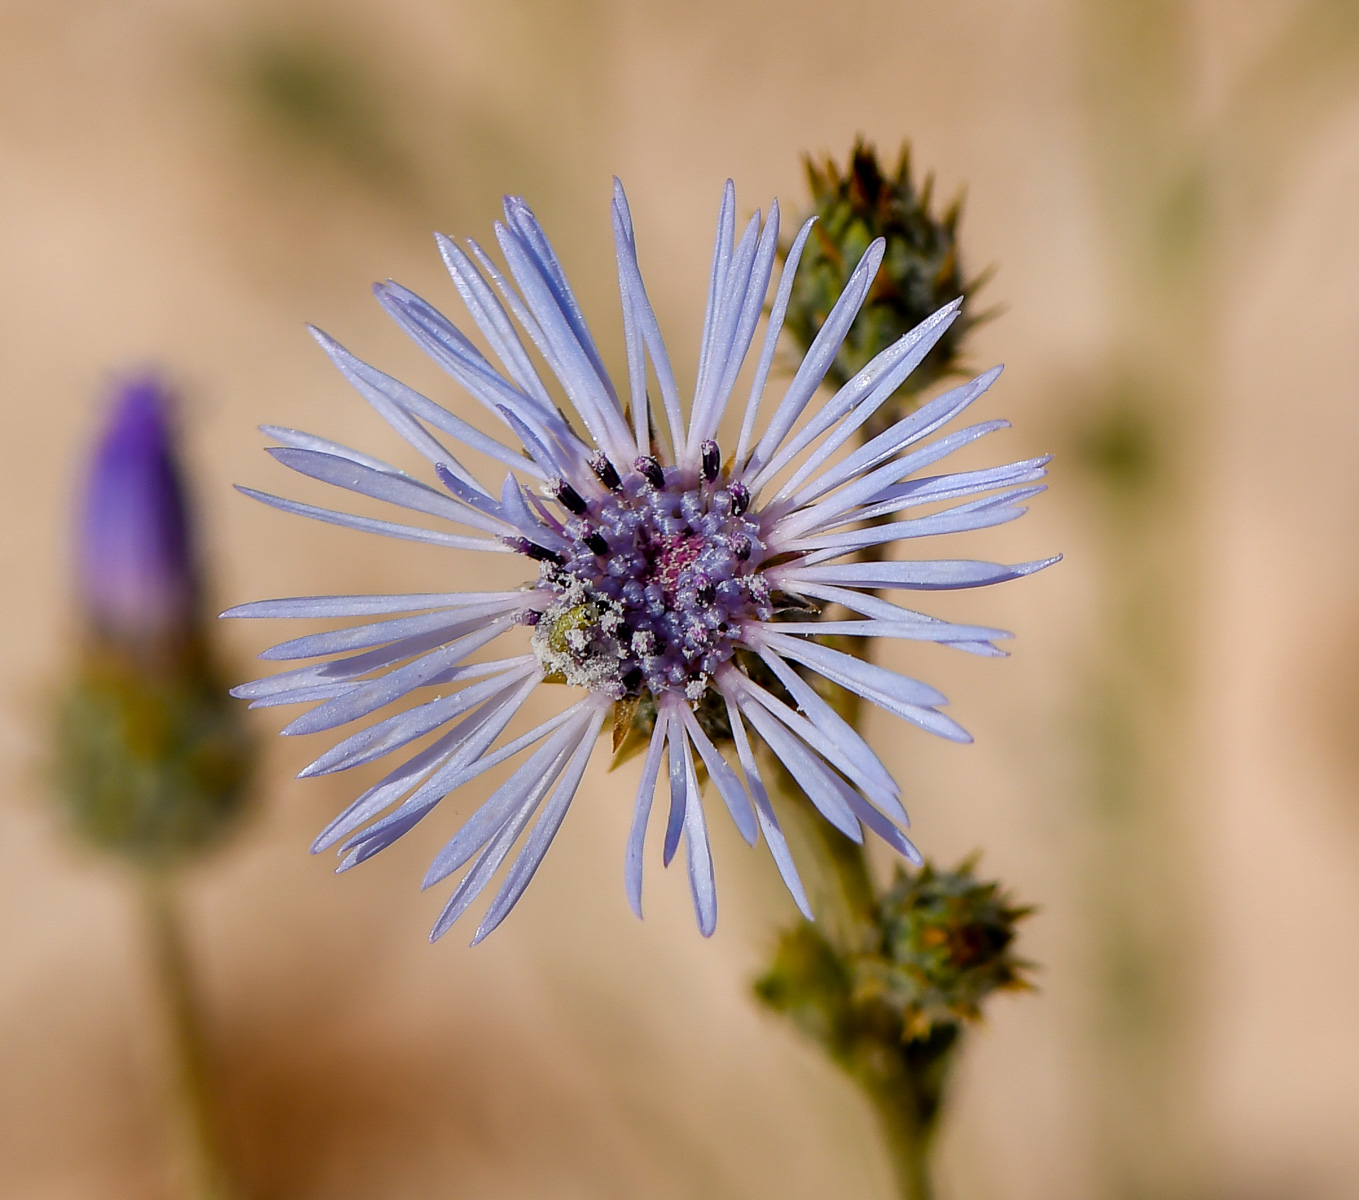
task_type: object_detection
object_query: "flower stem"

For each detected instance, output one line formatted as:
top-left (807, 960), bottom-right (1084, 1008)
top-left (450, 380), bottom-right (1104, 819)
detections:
top-left (771, 771), bottom-right (948, 1200)
top-left (873, 1091), bottom-right (935, 1200)
top-left (139, 869), bottom-right (237, 1200)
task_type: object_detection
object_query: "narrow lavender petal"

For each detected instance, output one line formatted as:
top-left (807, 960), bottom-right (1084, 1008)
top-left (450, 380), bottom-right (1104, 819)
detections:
top-left (236, 487), bottom-right (509, 554)
top-left (773, 420), bottom-right (1011, 542)
top-left (746, 237), bottom-right (886, 475)
top-left (310, 331), bottom-right (487, 491)
top-left (222, 592), bottom-right (511, 620)
top-left (681, 738), bottom-right (717, 938)
top-left (375, 280), bottom-right (525, 404)
top-left (686, 208), bottom-right (761, 460)
top-left (433, 463), bottom-right (506, 518)
top-left (427, 758), bottom-right (563, 942)
top-left (337, 806), bottom-right (432, 871)
top-left (663, 714), bottom-right (688, 867)
top-left (848, 457), bottom-right (1052, 525)
top-left (311, 721), bottom-right (469, 853)
top-left (693, 180), bottom-right (736, 421)
top-left (773, 556), bottom-right (1061, 592)
top-left (625, 708), bottom-right (670, 919)
top-left (787, 581), bottom-right (1011, 641)
top-left (721, 691), bottom-right (811, 918)
top-left (435, 233), bottom-right (555, 410)
top-left (265, 446), bottom-right (512, 536)
top-left (421, 708), bottom-right (590, 891)
top-left (472, 703), bottom-right (608, 943)
top-left (611, 181), bottom-right (685, 451)
top-left (260, 597), bottom-right (526, 661)
top-left (310, 327), bottom-right (542, 482)
top-left (248, 682), bottom-right (358, 709)
top-left (341, 674), bottom-right (552, 859)
top-left (748, 650), bottom-right (905, 822)
top-left (374, 281), bottom-right (586, 461)
top-left (494, 218), bottom-right (634, 463)
top-left (491, 404), bottom-right (580, 482)
top-left (697, 204), bottom-right (779, 453)
top-left (736, 698), bottom-right (862, 842)
top-left (786, 368), bottom-right (1004, 509)
top-left (465, 238), bottom-right (552, 378)
top-left (842, 787), bottom-right (922, 865)
top-left (502, 196), bottom-right (621, 409)
top-left (734, 216), bottom-right (816, 468)
top-left (298, 661), bottom-right (537, 777)
top-left (831, 421), bottom-right (1014, 512)
top-left (729, 664), bottom-right (903, 821)
top-left (261, 609), bottom-right (496, 675)
top-left (762, 629), bottom-right (948, 708)
top-left (499, 474), bottom-right (568, 549)
top-left (791, 487), bottom-right (1047, 562)
top-left (280, 617), bottom-right (514, 737)
top-left (610, 193), bottom-right (651, 456)
top-left (754, 301), bottom-right (964, 494)
top-left (679, 706), bottom-right (758, 846)
top-left (260, 427), bottom-right (412, 478)
top-left (764, 630), bottom-right (972, 744)
top-left (763, 619), bottom-right (1008, 644)
top-left (234, 623), bottom-right (494, 701)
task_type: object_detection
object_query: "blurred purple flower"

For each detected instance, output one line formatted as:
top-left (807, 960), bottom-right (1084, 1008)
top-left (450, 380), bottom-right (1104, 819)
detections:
top-left (78, 377), bottom-right (198, 647)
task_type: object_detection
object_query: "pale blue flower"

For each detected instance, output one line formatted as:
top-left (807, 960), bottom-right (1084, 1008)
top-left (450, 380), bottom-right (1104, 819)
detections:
top-left (226, 180), bottom-right (1056, 943)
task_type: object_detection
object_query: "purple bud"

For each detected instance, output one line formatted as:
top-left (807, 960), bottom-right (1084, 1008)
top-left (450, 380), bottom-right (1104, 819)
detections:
top-left (77, 377), bottom-right (198, 647)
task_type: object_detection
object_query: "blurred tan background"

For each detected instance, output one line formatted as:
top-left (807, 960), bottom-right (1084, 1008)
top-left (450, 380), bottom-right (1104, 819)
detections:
top-left (3, 1), bottom-right (1359, 1197)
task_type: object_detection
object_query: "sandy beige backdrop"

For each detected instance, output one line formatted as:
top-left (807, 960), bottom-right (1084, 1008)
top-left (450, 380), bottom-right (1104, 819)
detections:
top-left (2, 1), bottom-right (1357, 1198)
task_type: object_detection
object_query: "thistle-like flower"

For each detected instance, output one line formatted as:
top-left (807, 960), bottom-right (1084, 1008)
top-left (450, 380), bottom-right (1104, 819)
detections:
top-left (226, 180), bottom-right (1055, 942)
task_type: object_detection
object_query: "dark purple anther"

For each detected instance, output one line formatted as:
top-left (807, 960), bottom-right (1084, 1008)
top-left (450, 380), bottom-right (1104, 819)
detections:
top-left (589, 452), bottom-right (622, 491)
top-left (728, 482), bottom-right (750, 516)
top-left (529, 544), bottom-right (564, 565)
top-left (77, 376), bottom-right (198, 647)
top-left (522, 609), bottom-right (543, 626)
top-left (731, 534), bottom-right (752, 561)
top-left (694, 574), bottom-right (715, 605)
top-left (512, 539), bottom-right (564, 565)
top-left (583, 528), bottom-right (609, 555)
top-left (700, 440), bottom-right (720, 483)
top-left (634, 456), bottom-right (665, 489)
top-left (552, 479), bottom-right (587, 515)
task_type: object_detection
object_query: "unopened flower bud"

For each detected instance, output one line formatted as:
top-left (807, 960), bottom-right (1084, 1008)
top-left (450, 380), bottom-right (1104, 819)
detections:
top-left (77, 378), bottom-right (197, 652)
top-left (783, 140), bottom-right (985, 422)
top-left (52, 374), bottom-right (254, 865)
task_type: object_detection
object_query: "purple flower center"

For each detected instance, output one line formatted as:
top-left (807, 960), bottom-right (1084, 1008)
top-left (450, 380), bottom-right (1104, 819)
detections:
top-left (527, 456), bottom-right (773, 700)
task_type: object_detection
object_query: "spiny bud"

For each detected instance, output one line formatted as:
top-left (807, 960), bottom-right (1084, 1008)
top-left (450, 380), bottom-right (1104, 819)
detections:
top-left (783, 139), bottom-right (987, 418)
top-left (868, 858), bottom-right (1032, 1040)
top-left (754, 858), bottom-right (1031, 1060)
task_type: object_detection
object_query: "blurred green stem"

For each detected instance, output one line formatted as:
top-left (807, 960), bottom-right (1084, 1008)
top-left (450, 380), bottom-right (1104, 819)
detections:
top-left (140, 869), bottom-right (236, 1200)
top-left (782, 775), bottom-right (946, 1200)
top-left (866, 1031), bottom-right (957, 1200)
top-left (801, 797), bottom-right (877, 941)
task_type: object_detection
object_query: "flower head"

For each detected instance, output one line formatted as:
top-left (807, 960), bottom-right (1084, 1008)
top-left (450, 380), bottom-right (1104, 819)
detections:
top-left (227, 180), bottom-right (1055, 943)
